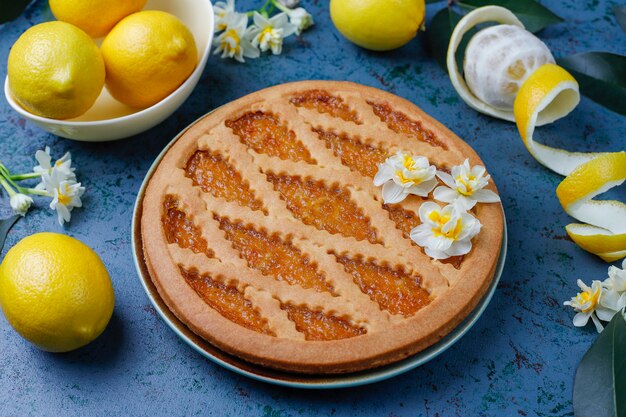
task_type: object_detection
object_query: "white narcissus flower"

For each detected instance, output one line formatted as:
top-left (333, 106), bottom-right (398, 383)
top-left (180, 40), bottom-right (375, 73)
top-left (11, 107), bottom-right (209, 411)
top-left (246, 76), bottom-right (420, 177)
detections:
top-left (10, 193), bottom-right (33, 216)
top-left (214, 0), bottom-right (237, 32)
top-left (213, 13), bottom-right (260, 63)
top-left (42, 171), bottom-right (85, 226)
top-left (248, 12), bottom-right (297, 55)
top-left (373, 152), bottom-right (438, 204)
top-left (601, 259), bottom-right (626, 312)
top-left (604, 259), bottom-right (626, 293)
top-left (287, 8), bottom-right (314, 35)
top-left (563, 279), bottom-right (622, 333)
top-left (33, 146), bottom-right (76, 190)
top-left (409, 202), bottom-right (482, 260)
top-left (434, 159), bottom-right (500, 210)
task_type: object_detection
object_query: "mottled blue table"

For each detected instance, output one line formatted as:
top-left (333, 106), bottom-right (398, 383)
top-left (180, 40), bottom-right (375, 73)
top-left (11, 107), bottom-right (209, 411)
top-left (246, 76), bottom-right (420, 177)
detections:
top-left (1, 0), bottom-right (625, 415)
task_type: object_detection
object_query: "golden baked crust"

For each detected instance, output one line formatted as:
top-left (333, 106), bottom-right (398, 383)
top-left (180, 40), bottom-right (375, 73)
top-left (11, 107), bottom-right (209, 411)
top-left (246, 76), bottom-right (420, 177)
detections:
top-left (140, 81), bottom-right (503, 374)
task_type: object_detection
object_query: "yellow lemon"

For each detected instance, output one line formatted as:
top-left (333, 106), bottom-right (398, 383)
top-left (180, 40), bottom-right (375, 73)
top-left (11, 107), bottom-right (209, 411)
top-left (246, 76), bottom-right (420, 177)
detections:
top-left (7, 21), bottom-right (105, 120)
top-left (330, 0), bottom-right (425, 51)
top-left (101, 11), bottom-right (198, 109)
top-left (49, 0), bottom-right (147, 38)
top-left (0, 233), bottom-right (114, 352)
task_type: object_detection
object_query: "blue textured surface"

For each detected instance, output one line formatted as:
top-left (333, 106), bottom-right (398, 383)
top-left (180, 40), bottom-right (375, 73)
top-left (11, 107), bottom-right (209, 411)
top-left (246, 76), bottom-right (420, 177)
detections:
top-left (1, 0), bottom-right (625, 415)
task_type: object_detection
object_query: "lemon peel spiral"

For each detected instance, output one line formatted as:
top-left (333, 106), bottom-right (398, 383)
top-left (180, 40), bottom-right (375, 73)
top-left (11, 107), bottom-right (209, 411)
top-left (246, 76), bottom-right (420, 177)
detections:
top-left (447, 5), bottom-right (626, 262)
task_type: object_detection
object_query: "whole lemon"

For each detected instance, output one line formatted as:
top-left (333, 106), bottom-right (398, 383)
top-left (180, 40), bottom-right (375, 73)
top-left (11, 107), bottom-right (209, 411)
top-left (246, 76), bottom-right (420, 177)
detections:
top-left (101, 11), bottom-right (198, 109)
top-left (0, 233), bottom-right (114, 352)
top-left (49, 0), bottom-right (147, 38)
top-left (7, 21), bottom-right (105, 120)
top-left (330, 0), bottom-right (425, 51)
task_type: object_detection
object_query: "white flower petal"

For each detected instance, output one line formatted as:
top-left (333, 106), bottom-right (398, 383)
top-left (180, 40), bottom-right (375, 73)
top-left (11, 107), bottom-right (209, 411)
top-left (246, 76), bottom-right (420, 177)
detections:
top-left (407, 178), bottom-right (437, 197)
top-left (424, 247), bottom-right (449, 260)
top-left (454, 196), bottom-right (476, 211)
top-left (409, 224), bottom-right (431, 245)
top-left (472, 189), bottom-right (501, 203)
top-left (418, 201), bottom-right (441, 223)
top-left (253, 12), bottom-right (269, 28)
top-left (596, 305), bottom-right (618, 322)
top-left (373, 163), bottom-right (395, 186)
top-left (432, 186), bottom-right (458, 203)
top-left (590, 314), bottom-right (604, 333)
top-left (436, 171), bottom-right (456, 189)
top-left (381, 181), bottom-right (407, 204)
top-left (572, 311), bottom-right (590, 327)
top-left (271, 12), bottom-right (289, 27)
top-left (426, 235), bottom-right (453, 251)
top-left (446, 239), bottom-right (472, 256)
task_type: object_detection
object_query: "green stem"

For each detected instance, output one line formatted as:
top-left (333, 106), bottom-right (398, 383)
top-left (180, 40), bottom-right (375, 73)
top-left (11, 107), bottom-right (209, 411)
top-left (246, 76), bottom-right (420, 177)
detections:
top-left (19, 187), bottom-right (50, 197)
top-left (272, 0), bottom-right (289, 13)
top-left (0, 175), bottom-right (16, 198)
top-left (10, 172), bottom-right (41, 181)
top-left (254, 0), bottom-right (273, 18)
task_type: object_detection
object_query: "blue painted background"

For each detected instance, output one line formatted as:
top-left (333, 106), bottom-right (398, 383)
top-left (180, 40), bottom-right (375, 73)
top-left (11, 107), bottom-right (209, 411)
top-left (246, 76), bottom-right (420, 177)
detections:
top-left (1, 0), bottom-right (625, 415)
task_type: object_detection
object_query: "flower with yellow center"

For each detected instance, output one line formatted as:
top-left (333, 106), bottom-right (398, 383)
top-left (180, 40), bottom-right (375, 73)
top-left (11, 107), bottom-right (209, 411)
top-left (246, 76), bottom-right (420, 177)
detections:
top-left (434, 159), bottom-right (500, 210)
top-left (212, 14), bottom-right (260, 63)
top-left (373, 152), bottom-right (438, 204)
top-left (33, 146), bottom-right (75, 190)
top-left (214, 0), bottom-right (237, 32)
top-left (248, 12), bottom-right (296, 55)
top-left (410, 202), bottom-right (482, 260)
top-left (564, 279), bottom-right (622, 333)
top-left (42, 170), bottom-right (85, 226)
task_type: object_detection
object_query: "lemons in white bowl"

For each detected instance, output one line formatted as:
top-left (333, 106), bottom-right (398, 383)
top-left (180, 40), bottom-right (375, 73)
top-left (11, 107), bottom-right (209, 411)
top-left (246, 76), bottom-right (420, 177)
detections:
top-left (4, 0), bottom-right (214, 141)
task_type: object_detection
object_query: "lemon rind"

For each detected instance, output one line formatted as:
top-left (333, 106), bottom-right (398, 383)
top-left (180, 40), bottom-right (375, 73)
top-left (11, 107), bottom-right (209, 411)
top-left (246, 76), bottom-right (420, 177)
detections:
top-left (446, 6), bottom-right (523, 122)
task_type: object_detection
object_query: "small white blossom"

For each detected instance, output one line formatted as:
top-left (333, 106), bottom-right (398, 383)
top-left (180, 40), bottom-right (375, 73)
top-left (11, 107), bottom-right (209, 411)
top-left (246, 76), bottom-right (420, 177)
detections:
top-left (564, 279), bottom-right (622, 333)
top-left (410, 202), bottom-right (482, 260)
top-left (42, 171), bottom-right (85, 226)
top-left (373, 152), bottom-right (438, 204)
top-left (248, 12), bottom-right (297, 55)
top-left (33, 146), bottom-right (76, 190)
top-left (605, 259), bottom-right (626, 293)
top-left (433, 159), bottom-right (500, 210)
top-left (287, 8), bottom-right (314, 35)
top-left (10, 193), bottom-right (33, 216)
top-left (213, 13), bottom-right (260, 63)
top-left (214, 0), bottom-right (237, 32)
top-left (601, 259), bottom-right (626, 312)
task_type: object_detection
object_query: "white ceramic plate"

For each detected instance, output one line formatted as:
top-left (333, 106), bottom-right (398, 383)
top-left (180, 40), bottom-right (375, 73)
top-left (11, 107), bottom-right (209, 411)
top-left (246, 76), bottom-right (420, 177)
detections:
top-left (131, 120), bottom-right (508, 389)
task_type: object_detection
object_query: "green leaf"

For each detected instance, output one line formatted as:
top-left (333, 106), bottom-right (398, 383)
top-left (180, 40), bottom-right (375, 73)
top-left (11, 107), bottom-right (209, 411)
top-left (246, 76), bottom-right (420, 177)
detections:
top-left (426, 7), bottom-right (475, 71)
top-left (557, 52), bottom-right (626, 116)
top-left (573, 312), bottom-right (626, 417)
top-left (0, 0), bottom-right (32, 24)
top-left (614, 5), bottom-right (626, 34)
top-left (457, 0), bottom-right (563, 33)
top-left (0, 215), bottom-right (20, 253)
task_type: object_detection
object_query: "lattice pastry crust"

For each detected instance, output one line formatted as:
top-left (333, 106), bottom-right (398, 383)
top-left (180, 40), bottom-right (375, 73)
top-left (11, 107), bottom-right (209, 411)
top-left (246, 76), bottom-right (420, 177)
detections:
top-left (141, 81), bottom-right (503, 374)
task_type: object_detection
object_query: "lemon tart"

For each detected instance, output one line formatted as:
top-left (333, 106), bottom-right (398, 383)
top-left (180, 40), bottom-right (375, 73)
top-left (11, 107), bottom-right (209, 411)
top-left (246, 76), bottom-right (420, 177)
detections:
top-left (140, 81), bottom-right (504, 373)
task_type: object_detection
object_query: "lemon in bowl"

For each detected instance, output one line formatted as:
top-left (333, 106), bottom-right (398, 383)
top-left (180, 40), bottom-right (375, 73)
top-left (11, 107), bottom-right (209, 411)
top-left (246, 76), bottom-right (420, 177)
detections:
top-left (101, 10), bottom-right (198, 109)
top-left (0, 233), bottom-right (114, 352)
top-left (50, 0), bottom-right (147, 38)
top-left (7, 21), bottom-right (105, 120)
top-left (4, 0), bottom-right (214, 142)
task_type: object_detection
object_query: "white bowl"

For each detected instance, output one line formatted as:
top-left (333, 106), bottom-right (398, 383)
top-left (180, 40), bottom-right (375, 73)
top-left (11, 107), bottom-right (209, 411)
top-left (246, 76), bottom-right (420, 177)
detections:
top-left (3, 0), bottom-right (214, 142)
